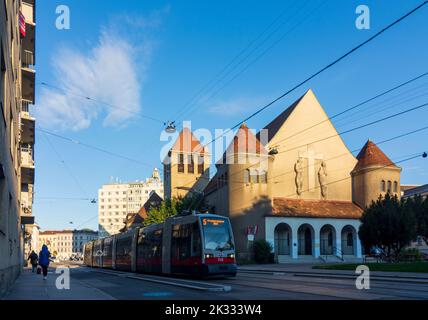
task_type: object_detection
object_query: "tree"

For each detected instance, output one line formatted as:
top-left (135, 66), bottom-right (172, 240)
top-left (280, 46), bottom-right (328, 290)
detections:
top-left (358, 193), bottom-right (417, 262)
top-left (253, 239), bottom-right (273, 264)
top-left (143, 195), bottom-right (201, 226)
top-left (407, 194), bottom-right (428, 244)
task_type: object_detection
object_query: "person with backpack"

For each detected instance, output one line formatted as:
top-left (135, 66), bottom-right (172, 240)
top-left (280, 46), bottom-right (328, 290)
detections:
top-left (38, 245), bottom-right (51, 280)
top-left (27, 250), bottom-right (39, 273)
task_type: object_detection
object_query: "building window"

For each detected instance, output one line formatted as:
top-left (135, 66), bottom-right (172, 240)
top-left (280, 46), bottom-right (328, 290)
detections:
top-left (178, 153), bottom-right (184, 173)
top-left (387, 180), bottom-right (392, 193)
top-left (393, 181), bottom-right (398, 193)
top-left (197, 155), bottom-right (204, 174)
top-left (259, 170), bottom-right (267, 184)
top-left (347, 232), bottom-right (353, 247)
top-left (188, 154), bottom-right (194, 174)
top-left (244, 169), bottom-right (250, 184)
top-left (249, 169), bottom-right (258, 184)
top-left (381, 180), bottom-right (386, 192)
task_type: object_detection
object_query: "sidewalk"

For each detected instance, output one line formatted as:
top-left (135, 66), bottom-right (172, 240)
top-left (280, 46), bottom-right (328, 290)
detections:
top-left (3, 267), bottom-right (115, 300)
top-left (238, 263), bottom-right (428, 280)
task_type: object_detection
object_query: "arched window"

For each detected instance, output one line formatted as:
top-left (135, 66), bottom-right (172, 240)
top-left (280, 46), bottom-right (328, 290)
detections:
top-left (347, 232), bottom-right (353, 247)
top-left (381, 180), bottom-right (386, 192)
top-left (393, 181), bottom-right (398, 193)
top-left (244, 169), bottom-right (250, 184)
top-left (387, 180), bottom-right (392, 193)
top-left (259, 170), bottom-right (267, 184)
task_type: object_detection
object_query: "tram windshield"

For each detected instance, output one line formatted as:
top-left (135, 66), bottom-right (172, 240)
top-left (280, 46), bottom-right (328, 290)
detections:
top-left (201, 217), bottom-right (234, 251)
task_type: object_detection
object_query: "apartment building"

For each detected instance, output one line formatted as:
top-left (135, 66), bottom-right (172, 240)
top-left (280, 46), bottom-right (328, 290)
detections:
top-left (98, 168), bottom-right (163, 237)
top-left (38, 229), bottom-right (98, 260)
top-left (0, 0), bottom-right (37, 297)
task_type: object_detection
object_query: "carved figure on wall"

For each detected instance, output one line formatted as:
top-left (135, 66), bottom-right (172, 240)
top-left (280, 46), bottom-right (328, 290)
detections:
top-left (294, 158), bottom-right (304, 196)
top-left (318, 161), bottom-right (328, 199)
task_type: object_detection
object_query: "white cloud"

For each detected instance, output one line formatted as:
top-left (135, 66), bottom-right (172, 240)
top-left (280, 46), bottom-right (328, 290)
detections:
top-left (36, 10), bottom-right (167, 131)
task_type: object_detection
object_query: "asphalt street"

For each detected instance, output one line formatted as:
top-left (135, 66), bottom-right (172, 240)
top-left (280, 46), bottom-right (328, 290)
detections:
top-left (44, 264), bottom-right (428, 300)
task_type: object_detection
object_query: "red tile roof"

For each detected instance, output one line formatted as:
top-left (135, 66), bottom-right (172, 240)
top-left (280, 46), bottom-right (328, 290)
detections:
top-left (171, 127), bottom-right (205, 154)
top-left (271, 198), bottom-right (363, 219)
top-left (353, 140), bottom-right (397, 172)
top-left (220, 123), bottom-right (267, 164)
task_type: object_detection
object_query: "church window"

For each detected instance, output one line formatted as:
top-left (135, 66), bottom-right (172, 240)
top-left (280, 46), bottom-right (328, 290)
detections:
top-left (178, 153), bottom-right (184, 173)
top-left (198, 155), bottom-right (204, 174)
top-left (393, 181), bottom-right (398, 193)
top-left (381, 180), bottom-right (386, 192)
top-left (387, 180), bottom-right (392, 193)
top-left (250, 169), bottom-right (258, 184)
top-left (259, 170), bottom-right (267, 184)
top-left (244, 169), bottom-right (250, 184)
top-left (188, 154), bottom-right (194, 174)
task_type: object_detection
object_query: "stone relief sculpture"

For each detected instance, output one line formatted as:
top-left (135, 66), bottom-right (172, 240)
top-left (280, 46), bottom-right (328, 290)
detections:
top-left (318, 161), bottom-right (328, 199)
top-left (294, 158), bottom-right (304, 196)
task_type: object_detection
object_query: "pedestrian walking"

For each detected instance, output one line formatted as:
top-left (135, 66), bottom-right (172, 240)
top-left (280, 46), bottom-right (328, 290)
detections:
top-left (27, 250), bottom-right (39, 273)
top-left (38, 245), bottom-right (51, 280)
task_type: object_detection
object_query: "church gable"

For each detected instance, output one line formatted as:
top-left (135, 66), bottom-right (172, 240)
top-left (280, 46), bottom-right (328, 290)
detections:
top-left (264, 89), bottom-right (357, 201)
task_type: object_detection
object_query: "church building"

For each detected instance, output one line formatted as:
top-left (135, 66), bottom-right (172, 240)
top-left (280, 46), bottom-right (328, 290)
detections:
top-left (201, 89), bottom-right (401, 263)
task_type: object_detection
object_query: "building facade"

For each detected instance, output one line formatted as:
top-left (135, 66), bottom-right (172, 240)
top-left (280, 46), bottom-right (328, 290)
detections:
top-left (98, 168), bottom-right (163, 237)
top-left (203, 90), bottom-right (401, 263)
top-left (163, 128), bottom-right (210, 199)
top-left (0, 0), bottom-right (36, 296)
top-left (38, 229), bottom-right (98, 260)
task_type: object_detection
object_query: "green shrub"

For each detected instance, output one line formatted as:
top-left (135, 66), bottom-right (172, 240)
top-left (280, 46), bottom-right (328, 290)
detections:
top-left (253, 240), bottom-right (273, 264)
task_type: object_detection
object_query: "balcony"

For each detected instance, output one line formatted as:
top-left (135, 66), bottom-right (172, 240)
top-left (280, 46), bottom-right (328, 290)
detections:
top-left (21, 66), bottom-right (35, 103)
top-left (21, 144), bottom-right (35, 185)
top-left (21, 144), bottom-right (35, 168)
top-left (21, 100), bottom-right (35, 144)
top-left (21, 1), bottom-right (36, 64)
top-left (21, 184), bottom-right (34, 215)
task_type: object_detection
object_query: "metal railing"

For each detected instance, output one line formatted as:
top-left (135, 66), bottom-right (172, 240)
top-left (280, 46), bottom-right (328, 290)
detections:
top-left (21, 145), bottom-right (34, 167)
top-left (22, 50), bottom-right (34, 68)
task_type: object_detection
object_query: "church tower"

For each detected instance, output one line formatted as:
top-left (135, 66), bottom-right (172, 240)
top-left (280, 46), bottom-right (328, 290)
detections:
top-left (163, 128), bottom-right (210, 199)
top-left (351, 140), bottom-right (401, 209)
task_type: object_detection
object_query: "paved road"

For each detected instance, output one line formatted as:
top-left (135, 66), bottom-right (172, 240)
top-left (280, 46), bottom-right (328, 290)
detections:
top-left (60, 264), bottom-right (428, 300)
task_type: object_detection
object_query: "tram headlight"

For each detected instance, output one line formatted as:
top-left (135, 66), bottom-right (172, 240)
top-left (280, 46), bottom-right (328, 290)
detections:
top-left (205, 254), bottom-right (214, 259)
top-left (228, 253), bottom-right (235, 259)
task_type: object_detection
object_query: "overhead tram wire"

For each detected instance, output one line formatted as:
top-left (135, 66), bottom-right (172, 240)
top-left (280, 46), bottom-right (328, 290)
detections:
top-left (170, 0), bottom-right (302, 122)
top-left (179, 98), bottom-right (428, 187)
top-left (41, 132), bottom-right (94, 202)
top-left (187, 1), bottom-right (428, 156)
top-left (36, 127), bottom-right (163, 172)
top-left (174, 0), bottom-right (328, 125)
top-left (227, 125), bottom-right (428, 191)
top-left (175, 72), bottom-right (428, 189)
top-left (270, 71), bottom-right (428, 149)
top-left (38, 81), bottom-right (165, 125)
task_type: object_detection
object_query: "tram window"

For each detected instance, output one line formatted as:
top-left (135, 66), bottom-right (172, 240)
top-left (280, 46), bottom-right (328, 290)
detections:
top-left (171, 223), bottom-right (201, 261)
top-left (201, 218), bottom-right (234, 251)
top-left (138, 228), bottom-right (163, 260)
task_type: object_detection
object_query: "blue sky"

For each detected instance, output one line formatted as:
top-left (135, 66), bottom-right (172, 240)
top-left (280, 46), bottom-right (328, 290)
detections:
top-left (33, 0), bottom-right (428, 231)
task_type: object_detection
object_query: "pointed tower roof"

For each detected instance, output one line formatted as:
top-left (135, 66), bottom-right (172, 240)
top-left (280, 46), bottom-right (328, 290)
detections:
top-left (231, 123), bottom-right (267, 154)
top-left (220, 123), bottom-right (267, 164)
top-left (171, 127), bottom-right (205, 154)
top-left (262, 91), bottom-right (307, 141)
top-left (353, 140), bottom-right (397, 171)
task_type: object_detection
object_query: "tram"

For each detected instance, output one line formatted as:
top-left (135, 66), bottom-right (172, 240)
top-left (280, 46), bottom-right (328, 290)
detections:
top-left (83, 212), bottom-right (237, 277)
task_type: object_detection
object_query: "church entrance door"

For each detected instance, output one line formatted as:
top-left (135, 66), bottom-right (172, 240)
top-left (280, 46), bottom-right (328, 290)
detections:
top-left (298, 224), bottom-right (314, 256)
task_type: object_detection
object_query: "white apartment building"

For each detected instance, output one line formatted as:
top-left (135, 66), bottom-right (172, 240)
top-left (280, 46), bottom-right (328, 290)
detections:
top-left (38, 229), bottom-right (98, 260)
top-left (98, 168), bottom-right (163, 237)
